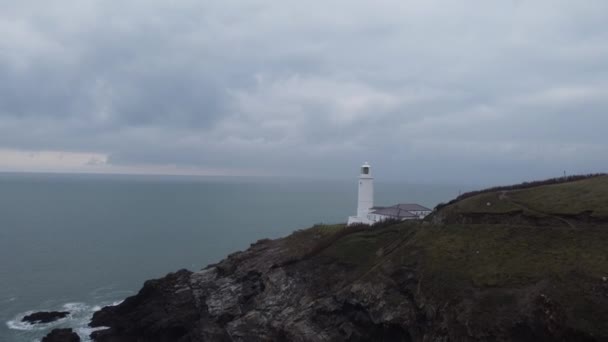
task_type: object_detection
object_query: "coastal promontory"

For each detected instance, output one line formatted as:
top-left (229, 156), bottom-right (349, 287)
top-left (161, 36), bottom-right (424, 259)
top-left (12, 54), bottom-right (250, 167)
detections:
top-left (88, 175), bottom-right (608, 341)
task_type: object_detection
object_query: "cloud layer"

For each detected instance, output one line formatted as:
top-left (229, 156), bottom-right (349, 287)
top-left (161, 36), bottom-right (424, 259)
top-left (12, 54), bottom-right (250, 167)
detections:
top-left (1, 1), bottom-right (607, 183)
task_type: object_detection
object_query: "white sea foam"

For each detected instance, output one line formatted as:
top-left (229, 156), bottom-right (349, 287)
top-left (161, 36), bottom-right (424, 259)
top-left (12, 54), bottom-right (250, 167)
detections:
top-left (76, 326), bottom-right (109, 342)
top-left (7, 301), bottom-right (106, 331)
top-left (1, 296), bottom-right (18, 305)
top-left (6, 298), bottom-right (126, 341)
top-left (6, 315), bottom-right (40, 331)
top-left (110, 299), bottom-right (124, 306)
top-left (5, 310), bottom-right (67, 331)
top-left (6, 319), bottom-right (31, 331)
top-left (62, 302), bottom-right (89, 313)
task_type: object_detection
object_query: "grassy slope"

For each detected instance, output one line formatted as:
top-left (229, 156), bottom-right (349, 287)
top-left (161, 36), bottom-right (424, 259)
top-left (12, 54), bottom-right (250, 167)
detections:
top-left (316, 222), bottom-right (608, 336)
top-left (295, 177), bottom-right (608, 336)
top-left (440, 175), bottom-right (608, 218)
top-left (320, 223), bottom-right (607, 287)
top-left (510, 175), bottom-right (608, 217)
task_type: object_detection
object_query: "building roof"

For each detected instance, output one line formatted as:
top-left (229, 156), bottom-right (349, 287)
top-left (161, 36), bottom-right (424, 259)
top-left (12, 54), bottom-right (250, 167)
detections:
top-left (370, 203), bottom-right (432, 219)
top-left (394, 203), bottom-right (432, 211)
top-left (371, 206), bottom-right (417, 218)
top-left (372, 204), bottom-right (432, 211)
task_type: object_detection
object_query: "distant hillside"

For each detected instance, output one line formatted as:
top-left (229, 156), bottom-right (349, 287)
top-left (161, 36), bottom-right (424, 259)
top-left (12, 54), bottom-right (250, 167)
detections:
top-left (436, 174), bottom-right (606, 210)
top-left (432, 175), bottom-right (608, 226)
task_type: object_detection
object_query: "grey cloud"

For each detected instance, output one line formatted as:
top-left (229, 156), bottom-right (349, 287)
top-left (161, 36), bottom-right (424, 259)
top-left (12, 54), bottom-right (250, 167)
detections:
top-left (0, 0), bottom-right (607, 183)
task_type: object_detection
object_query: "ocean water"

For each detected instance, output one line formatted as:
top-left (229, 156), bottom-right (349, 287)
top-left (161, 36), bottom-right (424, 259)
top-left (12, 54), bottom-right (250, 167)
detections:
top-left (0, 173), bottom-right (463, 341)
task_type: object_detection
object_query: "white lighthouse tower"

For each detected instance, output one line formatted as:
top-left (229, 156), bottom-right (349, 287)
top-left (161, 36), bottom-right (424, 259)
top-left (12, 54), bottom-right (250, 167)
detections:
top-left (348, 162), bottom-right (374, 225)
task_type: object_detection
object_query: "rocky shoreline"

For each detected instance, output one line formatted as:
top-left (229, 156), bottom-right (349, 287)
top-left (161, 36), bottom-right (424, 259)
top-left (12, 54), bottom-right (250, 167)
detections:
top-left (43, 221), bottom-right (603, 342)
top-left (39, 176), bottom-right (608, 341)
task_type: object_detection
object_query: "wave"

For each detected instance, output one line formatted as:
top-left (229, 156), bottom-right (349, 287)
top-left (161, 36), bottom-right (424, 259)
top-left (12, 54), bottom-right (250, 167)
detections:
top-left (6, 310), bottom-right (68, 331)
top-left (0, 296), bottom-right (18, 305)
top-left (6, 300), bottom-right (121, 341)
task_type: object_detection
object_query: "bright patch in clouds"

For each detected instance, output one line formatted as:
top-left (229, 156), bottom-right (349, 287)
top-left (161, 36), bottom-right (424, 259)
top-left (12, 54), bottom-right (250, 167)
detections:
top-left (0, 149), bottom-right (108, 173)
top-left (0, 149), bottom-right (253, 176)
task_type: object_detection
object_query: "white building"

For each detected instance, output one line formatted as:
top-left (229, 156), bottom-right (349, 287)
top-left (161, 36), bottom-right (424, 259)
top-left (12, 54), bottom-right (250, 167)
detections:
top-left (347, 163), bottom-right (432, 226)
top-left (347, 162), bottom-right (375, 225)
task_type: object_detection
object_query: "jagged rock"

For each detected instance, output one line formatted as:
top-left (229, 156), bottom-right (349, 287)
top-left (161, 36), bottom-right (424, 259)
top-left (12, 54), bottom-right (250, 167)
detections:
top-left (90, 269), bottom-right (202, 342)
top-left (22, 311), bottom-right (69, 324)
top-left (41, 328), bottom-right (80, 342)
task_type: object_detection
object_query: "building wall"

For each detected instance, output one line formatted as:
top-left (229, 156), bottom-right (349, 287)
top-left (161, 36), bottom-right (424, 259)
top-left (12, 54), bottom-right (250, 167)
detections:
top-left (350, 210), bottom-right (432, 226)
top-left (357, 177), bottom-right (374, 218)
top-left (348, 215), bottom-right (373, 226)
top-left (370, 211), bottom-right (432, 222)
top-left (410, 210), bottom-right (432, 218)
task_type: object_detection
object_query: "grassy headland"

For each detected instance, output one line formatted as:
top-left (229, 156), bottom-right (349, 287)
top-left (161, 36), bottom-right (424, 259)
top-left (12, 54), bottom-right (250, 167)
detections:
top-left (92, 174), bottom-right (608, 341)
top-left (286, 175), bottom-right (608, 337)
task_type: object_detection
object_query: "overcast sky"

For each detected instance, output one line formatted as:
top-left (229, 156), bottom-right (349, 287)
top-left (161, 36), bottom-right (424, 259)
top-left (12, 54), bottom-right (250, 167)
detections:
top-left (0, 1), bottom-right (607, 184)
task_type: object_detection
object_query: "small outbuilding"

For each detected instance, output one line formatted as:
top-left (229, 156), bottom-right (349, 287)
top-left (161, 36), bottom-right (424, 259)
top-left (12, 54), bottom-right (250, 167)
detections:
top-left (368, 203), bottom-right (432, 222)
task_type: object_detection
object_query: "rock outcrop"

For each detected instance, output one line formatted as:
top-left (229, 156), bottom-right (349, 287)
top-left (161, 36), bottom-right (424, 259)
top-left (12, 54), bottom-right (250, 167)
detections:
top-left (42, 328), bottom-right (80, 342)
top-left (22, 311), bottom-right (69, 324)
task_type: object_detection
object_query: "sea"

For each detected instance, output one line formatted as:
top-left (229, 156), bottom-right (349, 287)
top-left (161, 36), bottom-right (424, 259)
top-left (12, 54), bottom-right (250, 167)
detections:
top-left (0, 172), bottom-right (464, 341)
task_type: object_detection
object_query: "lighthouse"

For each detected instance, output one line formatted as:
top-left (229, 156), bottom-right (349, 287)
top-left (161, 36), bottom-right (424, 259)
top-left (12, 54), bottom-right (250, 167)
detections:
top-left (347, 162), bottom-right (433, 226)
top-left (348, 162), bottom-right (375, 225)
top-left (357, 162), bottom-right (374, 217)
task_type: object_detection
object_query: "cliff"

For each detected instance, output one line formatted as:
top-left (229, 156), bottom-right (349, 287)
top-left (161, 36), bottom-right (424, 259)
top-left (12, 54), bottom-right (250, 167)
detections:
top-left (88, 176), bottom-right (608, 341)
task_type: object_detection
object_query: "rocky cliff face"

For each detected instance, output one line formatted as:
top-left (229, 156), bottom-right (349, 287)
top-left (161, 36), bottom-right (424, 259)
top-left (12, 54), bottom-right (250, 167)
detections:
top-left (89, 221), bottom-right (608, 342)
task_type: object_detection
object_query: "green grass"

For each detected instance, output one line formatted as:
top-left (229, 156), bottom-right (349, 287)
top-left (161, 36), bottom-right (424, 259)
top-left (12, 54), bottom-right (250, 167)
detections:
top-left (437, 175), bottom-right (608, 219)
top-left (312, 223), bottom-right (347, 235)
top-left (284, 218), bottom-right (608, 336)
top-left (313, 221), bottom-right (608, 291)
top-left (444, 192), bottom-right (520, 214)
top-left (414, 224), bottom-right (608, 287)
top-left (409, 223), bottom-right (608, 336)
top-left (283, 223), bottom-right (347, 257)
top-left (285, 175), bottom-right (608, 337)
top-left (320, 226), bottom-right (406, 267)
top-left (288, 196), bottom-right (608, 290)
top-left (510, 176), bottom-right (608, 217)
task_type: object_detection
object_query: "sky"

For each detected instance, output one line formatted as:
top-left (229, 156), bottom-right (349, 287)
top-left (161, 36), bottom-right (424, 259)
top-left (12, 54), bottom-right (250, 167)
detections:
top-left (0, 1), bottom-right (607, 184)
